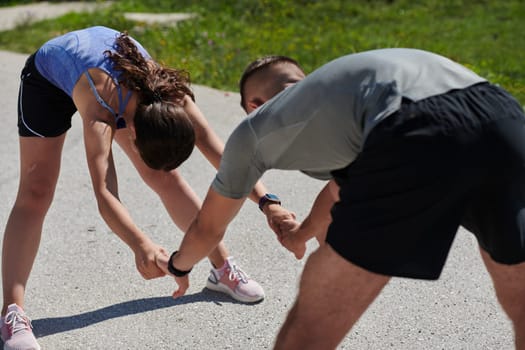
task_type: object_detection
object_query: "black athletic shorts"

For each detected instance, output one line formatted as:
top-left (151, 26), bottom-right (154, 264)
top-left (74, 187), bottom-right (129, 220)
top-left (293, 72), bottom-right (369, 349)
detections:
top-left (327, 82), bottom-right (525, 280)
top-left (17, 53), bottom-right (77, 137)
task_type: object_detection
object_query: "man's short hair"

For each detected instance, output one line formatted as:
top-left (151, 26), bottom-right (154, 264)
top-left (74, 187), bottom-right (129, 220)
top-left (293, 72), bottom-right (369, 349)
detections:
top-left (239, 55), bottom-right (302, 110)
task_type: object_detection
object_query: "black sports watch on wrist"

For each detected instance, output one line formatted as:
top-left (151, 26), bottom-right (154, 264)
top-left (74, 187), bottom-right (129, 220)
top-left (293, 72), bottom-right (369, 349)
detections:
top-left (167, 251), bottom-right (192, 277)
top-left (258, 193), bottom-right (281, 212)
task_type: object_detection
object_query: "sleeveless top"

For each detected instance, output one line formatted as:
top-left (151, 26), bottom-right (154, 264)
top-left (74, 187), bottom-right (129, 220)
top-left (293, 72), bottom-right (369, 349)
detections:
top-left (34, 26), bottom-right (151, 128)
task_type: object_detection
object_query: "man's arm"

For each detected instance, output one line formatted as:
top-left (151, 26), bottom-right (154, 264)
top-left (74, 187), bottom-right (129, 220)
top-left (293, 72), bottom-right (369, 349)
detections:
top-left (159, 187), bottom-right (246, 297)
top-left (301, 179), bottom-right (339, 244)
top-left (279, 180), bottom-right (339, 259)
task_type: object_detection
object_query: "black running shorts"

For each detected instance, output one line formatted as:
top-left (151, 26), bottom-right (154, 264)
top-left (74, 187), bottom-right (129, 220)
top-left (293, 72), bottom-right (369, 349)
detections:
top-left (17, 53), bottom-right (77, 137)
top-left (327, 83), bottom-right (525, 280)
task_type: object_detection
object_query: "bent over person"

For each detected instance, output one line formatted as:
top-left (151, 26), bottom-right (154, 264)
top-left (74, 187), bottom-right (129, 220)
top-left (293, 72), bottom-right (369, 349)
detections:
top-left (161, 48), bottom-right (525, 349)
top-left (0, 26), bottom-right (293, 350)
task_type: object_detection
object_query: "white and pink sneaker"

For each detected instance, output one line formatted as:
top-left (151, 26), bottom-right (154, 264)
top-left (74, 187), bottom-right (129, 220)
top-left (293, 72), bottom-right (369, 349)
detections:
top-left (1, 304), bottom-right (40, 350)
top-left (206, 257), bottom-right (265, 303)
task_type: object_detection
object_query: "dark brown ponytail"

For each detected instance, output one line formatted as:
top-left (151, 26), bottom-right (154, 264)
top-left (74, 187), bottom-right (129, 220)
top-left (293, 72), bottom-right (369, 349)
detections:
top-left (105, 32), bottom-right (195, 103)
top-left (105, 32), bottom-right (196, 171)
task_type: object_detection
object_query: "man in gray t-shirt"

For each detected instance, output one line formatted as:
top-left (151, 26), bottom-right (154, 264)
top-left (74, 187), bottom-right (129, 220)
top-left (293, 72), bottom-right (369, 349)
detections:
top-left (164, 49), bottom-right (525, 349)
top-left (214, 49), bottom-right (485, 198)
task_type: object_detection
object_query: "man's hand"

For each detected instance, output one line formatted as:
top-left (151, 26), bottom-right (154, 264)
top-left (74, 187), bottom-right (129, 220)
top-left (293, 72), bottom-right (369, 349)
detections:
top-left (134, 242), bottom-right (169, 279)
top-left (262, 204), bottom-right (310, 259)
top-left (171, 276), bottom-right (190, 299)
top-left (263, 204), bottom-right (298, 236)
top-left (155, 251), bottom-right (190, 299)
top-left (279, 219), bottom-right (308, 259)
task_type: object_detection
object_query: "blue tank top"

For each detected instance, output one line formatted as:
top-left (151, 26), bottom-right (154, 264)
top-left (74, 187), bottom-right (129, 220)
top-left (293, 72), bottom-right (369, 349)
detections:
top-left (34, 26), bottom-right (151, 128)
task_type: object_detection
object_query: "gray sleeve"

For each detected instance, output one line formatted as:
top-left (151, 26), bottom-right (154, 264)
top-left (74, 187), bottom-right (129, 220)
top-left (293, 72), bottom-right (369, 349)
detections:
top-left (211, 120), bottom-right (264, 199)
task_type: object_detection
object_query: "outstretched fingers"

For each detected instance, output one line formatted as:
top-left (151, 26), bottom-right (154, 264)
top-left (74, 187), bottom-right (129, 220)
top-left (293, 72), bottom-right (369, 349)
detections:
top-left (172, 276), bottom-right (190, 299)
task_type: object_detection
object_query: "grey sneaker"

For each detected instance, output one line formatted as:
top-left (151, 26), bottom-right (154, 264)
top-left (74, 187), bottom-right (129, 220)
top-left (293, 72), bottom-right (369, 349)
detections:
top-left (1, 303), bottom-right (40, 350)
top-left (206, 257), bottom-right (265, 303)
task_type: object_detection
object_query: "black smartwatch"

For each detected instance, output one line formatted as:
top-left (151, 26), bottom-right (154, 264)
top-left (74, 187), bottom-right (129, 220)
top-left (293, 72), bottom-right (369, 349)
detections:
top-left (258, 193), bottom-right (281, 212)
top-left (167, 251), bottom-right (192, 277)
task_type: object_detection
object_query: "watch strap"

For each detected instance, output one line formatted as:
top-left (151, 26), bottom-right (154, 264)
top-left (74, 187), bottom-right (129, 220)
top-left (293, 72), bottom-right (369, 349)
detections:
top-left (258, 193), bottom-right (281, 212)
top-left (167, 251), bottom-right (192, 277)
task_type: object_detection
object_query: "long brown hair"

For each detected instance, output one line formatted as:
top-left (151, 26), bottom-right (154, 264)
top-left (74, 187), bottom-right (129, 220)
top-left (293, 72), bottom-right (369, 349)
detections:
top-left (105, 32), bottom-right (195, 171)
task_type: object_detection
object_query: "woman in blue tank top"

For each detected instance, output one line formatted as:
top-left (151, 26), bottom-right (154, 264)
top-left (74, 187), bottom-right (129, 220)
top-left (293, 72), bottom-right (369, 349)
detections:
top-left (0, 27), bottom-right (294, 349)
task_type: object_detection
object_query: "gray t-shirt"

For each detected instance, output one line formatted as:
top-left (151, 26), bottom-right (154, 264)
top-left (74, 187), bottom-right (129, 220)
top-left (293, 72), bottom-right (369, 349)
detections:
top-left (213, 48), bottom-right (486, 199)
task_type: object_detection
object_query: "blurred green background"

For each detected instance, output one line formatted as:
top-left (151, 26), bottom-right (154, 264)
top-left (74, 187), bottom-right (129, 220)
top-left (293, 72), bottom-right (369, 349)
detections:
top-left (0, 0), bottom-right (523, 103)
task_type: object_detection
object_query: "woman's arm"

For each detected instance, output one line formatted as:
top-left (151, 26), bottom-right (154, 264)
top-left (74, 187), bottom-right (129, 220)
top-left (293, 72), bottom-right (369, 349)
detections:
top-left (73, 75), bottom-right (167, 279)
top-left (183, 96), bottom-right (268, 203)
top-left (183, 96), bottom-right (297, 233)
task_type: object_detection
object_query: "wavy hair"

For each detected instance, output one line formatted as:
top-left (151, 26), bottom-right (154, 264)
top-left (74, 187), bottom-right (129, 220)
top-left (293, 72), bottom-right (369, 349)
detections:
top-left (105, 32), bottom-right (195, 171)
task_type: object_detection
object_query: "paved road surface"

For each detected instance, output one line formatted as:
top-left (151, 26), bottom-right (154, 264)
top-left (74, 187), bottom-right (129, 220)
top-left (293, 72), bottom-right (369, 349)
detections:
top-left (0, 3), bottom-right (516, 350)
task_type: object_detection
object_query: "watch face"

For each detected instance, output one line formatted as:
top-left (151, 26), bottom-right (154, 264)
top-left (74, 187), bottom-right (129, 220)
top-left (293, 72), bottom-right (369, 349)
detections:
top-left (259, 193), bottom-right (281, 211)
top-left (266, 194), bottom-right (279, 200)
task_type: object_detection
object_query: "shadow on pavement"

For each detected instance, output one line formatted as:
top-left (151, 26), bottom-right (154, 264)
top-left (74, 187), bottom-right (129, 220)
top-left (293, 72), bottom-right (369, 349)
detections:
top-left (27, 289), bottom-right (260, 339)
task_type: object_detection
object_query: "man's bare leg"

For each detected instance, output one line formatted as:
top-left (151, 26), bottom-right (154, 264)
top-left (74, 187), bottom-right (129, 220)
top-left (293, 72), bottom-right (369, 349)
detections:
top-left (274, 244), bottom-right (390, 349)
top-left (480, 248), bottom-right (525, 349)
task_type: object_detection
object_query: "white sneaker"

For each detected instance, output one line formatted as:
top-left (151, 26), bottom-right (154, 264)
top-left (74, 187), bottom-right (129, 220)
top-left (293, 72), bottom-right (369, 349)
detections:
top-left (1, 304), bottom-right (40, 350)
top-left (206, 257), bottom-right (265, 303)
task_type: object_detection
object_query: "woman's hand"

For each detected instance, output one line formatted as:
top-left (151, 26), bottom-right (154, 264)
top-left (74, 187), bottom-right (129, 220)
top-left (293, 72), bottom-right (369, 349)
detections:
top-left (134, 241), bottom-right (169, 279)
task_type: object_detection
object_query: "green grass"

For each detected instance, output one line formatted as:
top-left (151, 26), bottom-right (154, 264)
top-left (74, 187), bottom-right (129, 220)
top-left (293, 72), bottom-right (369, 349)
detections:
top-left (0, 0), bottom-right (524, 103)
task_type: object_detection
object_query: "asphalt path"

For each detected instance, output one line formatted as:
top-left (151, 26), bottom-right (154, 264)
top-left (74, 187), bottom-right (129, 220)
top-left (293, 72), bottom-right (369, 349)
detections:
top-left (0, 6), bottom-right (517, 350)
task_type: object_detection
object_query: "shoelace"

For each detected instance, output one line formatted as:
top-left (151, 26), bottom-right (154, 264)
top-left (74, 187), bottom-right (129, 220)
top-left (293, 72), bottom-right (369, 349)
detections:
top-left (4, 310), bottom-right (32, 335)
top-left (227, 263), bottom-right (249, 284)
